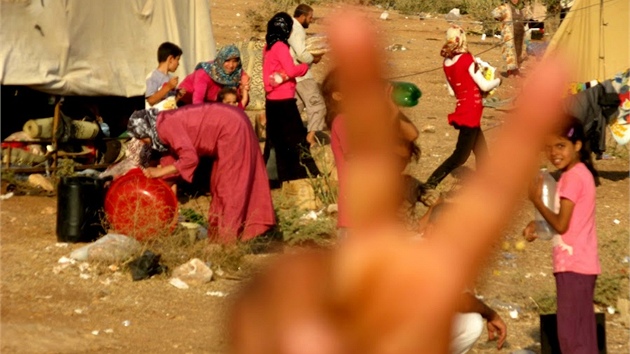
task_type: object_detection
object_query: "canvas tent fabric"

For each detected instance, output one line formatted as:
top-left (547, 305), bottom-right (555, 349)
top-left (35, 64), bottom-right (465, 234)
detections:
top-left (0, 0), bottom-right (216, 97)
top-left (545, 0), bottom-right (629, 83)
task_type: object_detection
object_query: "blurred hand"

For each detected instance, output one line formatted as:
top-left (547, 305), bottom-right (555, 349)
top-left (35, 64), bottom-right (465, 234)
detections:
top-left (143, 165), bottom-right (177, 179)
top-left (168, 76), bottom-right (179, 90)
top-left (486, 312), bottom-right (507, 349)
top-left (176, 88), bottom-right (186, 100)
top-left (229, 9), bottom-right (569, 354)
top-left (143, 167), bottom-right (162, 178)
top-left (523, 220), bottom-right (538, 242)
top-left (528, 174), bottom-right (543, 203)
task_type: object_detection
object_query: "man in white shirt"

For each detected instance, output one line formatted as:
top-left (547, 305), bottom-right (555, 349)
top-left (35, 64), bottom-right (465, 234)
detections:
top-left (288, 4), bottom-right (326, 146)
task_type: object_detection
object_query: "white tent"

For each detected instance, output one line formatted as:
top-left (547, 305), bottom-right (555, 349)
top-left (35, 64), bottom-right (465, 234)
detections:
top-left (545, 0), bottom-right (629, 82)
top-left (0, 0), bottom-right (216, 97)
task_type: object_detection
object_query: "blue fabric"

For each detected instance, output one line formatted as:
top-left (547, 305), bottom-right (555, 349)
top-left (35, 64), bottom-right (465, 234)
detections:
top-left (199, 45), bottom-right (242, 88)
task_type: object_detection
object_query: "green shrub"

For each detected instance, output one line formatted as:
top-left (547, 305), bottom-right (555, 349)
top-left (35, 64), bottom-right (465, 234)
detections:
top-left (462, 0), bottom-right (503, 35)
top-left (595, 274), bottom-right (627, 307)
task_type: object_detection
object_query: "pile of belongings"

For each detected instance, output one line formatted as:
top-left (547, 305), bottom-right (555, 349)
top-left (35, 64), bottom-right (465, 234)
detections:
top-left (563, 68), bottom-right (630, 158)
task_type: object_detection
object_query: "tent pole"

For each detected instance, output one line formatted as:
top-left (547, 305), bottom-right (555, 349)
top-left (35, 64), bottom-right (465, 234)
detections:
top-left (51, 97), bottom-right (61, 171)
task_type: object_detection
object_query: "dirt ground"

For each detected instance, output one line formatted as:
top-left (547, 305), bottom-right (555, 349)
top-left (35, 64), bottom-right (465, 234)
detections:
top-left (1, 1), bottom-right (629, 353)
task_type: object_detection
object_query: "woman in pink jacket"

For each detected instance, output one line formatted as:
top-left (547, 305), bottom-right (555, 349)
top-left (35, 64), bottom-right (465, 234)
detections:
top-left (263, 12), bottom-right (320, 183)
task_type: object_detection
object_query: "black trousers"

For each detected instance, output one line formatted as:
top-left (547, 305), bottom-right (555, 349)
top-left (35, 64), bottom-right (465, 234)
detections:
top-left (264, 98), bottom-right (320, 182)
top-left (425, 125), bottom-right (487, 189)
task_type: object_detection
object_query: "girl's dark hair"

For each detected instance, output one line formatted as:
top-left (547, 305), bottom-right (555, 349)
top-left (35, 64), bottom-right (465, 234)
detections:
top-left (265, 12), bottom-right (293, 49)
top-left (560, 117), bottom-right (601, 186)
top-left (321, 68), bottom-right (340, 130)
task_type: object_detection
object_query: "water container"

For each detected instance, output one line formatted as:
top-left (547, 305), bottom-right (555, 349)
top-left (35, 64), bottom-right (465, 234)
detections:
top-left (534, 169), bottom-right (558, 240)
top-left (56, 176), bottom-right (106, 243)
top-left (391, 81), bottom-right (422, 107)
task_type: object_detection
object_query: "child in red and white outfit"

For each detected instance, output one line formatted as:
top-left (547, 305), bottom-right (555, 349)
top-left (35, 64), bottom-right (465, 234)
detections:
top-left (423, 25), bottom-right (501, 202)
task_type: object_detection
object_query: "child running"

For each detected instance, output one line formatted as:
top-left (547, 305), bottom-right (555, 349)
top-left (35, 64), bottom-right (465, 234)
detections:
top-left (423, 25), bottom-right (501, 204)
top-left (523, 117), bottom-right (600, 354)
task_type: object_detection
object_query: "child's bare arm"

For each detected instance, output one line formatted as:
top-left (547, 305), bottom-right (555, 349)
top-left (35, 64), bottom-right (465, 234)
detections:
top-left (533, 197), bottom-right (575, 234)
top-left (398, 114), bottom-right (419, 143)
top-left (240, 74), bottom-right (250, 107)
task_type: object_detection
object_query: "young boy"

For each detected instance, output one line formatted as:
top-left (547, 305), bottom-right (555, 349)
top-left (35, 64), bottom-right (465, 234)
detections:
top-left (145, 42), bottom-right (183, 109)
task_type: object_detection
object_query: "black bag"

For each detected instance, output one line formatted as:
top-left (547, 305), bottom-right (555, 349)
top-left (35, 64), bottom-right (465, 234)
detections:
top-left (128, 250), bottom-right (166, 281)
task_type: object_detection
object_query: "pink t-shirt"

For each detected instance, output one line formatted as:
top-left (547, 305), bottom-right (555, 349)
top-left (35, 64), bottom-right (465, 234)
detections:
top-left (552, 162), bottom-right (600, 274)
top-left (331, 115), bottom-right (349, 228)
top-left (262, 42), bottom-right (308, 100)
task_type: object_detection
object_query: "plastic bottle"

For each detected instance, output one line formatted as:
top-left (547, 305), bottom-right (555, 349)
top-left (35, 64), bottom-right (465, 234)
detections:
top-left (390, 81), bottom-right (422, 107)
top-left (534, 169), bottom-right (558, 240)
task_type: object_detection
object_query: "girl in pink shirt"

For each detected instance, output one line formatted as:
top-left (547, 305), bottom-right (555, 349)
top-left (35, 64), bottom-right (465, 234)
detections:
top-left (262, 12), bottom-right (320, 183)
top-left (523, 118), bottom-right (600, 354)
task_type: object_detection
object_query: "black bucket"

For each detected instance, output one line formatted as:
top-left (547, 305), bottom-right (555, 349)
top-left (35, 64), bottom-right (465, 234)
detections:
top-left (56, 176), bottom-right (106, 243)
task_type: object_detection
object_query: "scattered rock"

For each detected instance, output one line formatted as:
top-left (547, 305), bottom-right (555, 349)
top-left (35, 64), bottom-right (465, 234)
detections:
top-left (0, 192), bottom-right (14, 200)
top-left (206, 291), bottom-right (228, 297)
top-left (445, 8), bottom-right (461, 22)
top-left (169, 277), bottom-right (189, 290)
top-left (421, 125), bottom-right (436, 133)
top-left (379, 11), bottom-right (389, 20)
top-left (385, 44), bottom-right (407, 52)
top-left (170, 258), bottom-right (213, 287)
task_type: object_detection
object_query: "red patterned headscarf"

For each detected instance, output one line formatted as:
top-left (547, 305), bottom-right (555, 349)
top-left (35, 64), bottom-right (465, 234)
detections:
top-left (440, 25), bottom-right (469, 59)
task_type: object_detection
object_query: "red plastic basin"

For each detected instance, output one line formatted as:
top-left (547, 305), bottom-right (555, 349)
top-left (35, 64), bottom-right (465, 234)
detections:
top-left (104, 168), bottom-right (178, 240)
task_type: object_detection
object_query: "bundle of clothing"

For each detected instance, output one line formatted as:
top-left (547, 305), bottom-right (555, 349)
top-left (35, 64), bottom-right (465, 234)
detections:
top-left (563, 68), bottom-right (630, 158)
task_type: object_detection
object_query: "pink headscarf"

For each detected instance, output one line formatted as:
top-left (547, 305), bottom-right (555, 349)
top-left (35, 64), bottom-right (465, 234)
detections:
top-left (440, 25), bottom-right (469, 59)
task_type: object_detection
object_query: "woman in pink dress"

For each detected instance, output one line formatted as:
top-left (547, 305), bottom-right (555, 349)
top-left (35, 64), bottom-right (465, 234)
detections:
top-left (423, 25), bottom-right (501, 195)
top-left (178, 45), bottom-right (251, 109)
top-left (127, 104), bottom-right (275, 243)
